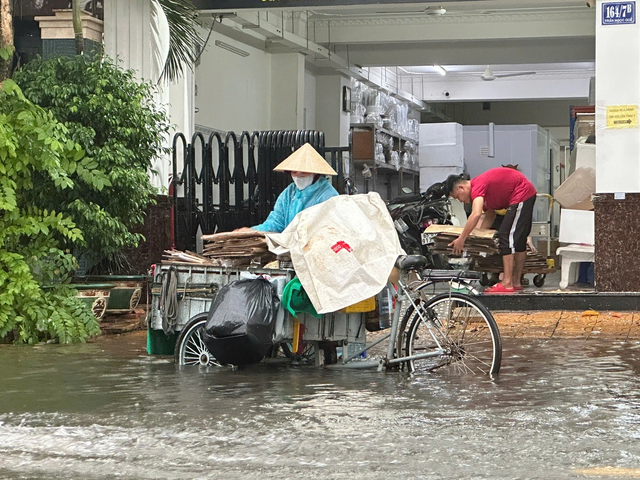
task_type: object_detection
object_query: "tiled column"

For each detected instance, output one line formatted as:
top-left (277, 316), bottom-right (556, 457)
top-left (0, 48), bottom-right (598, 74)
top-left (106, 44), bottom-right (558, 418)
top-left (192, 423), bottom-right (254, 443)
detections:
top-left (594, 0), bottom-right (640, 291)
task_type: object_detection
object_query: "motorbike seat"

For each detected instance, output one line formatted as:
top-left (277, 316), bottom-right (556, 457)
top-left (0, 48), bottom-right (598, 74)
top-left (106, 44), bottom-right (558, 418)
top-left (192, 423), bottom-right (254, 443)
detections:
top-left (395, 255), bottom-right (428, 271)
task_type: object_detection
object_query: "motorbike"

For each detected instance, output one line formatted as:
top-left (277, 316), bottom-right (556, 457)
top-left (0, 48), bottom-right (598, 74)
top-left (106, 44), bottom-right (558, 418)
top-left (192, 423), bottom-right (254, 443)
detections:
top-left (387, 181), bottom-right (455, 269)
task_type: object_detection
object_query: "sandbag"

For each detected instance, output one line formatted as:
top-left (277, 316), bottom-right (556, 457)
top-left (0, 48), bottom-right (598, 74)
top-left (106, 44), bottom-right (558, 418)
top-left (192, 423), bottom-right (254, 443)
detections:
top-left (265, 192), bottom-right (405, 314)
top-left (203, 277), bottom-right (280, 366)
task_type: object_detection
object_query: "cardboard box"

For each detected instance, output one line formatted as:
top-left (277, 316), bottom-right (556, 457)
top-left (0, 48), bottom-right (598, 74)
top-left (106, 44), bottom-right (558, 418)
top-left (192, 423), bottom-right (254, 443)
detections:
top-left (573, 113), bottom-right (595, 140)
top-left (559, 209), bottom-right (594, 245)
top-left (536, 239), bottom-right (560, 265)
top-left (575, 140), bottom-right (595, 170)
top-left (554, 167), bottom-right (595, 210)
top-left (419, 122), bottom-right (463, 146)
top-left (419, 166), bottom-right (463, 192)
top-left (418, 144), bottom-right (465, 168)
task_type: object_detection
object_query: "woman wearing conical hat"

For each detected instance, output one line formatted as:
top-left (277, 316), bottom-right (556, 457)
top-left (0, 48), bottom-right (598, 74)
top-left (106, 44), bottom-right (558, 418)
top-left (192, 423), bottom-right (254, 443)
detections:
top-left (240, 143), bottom-right (338, 233)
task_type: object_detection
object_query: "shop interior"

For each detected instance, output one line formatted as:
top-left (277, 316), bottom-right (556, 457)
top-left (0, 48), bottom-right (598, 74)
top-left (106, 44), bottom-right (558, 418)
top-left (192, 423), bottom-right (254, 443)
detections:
top-left (192, 0), bottom-right (597, 290)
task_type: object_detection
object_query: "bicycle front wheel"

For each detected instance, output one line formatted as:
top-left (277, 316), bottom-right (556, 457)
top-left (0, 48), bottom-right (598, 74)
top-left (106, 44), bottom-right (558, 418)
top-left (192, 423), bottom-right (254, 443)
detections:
top-left (405, 292), bottom-right (501, 375)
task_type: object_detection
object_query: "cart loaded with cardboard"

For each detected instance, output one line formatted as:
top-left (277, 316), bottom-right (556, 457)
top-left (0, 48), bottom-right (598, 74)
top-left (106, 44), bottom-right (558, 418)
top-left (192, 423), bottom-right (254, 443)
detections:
top-left (147, 193), bottom-right (404, 367)
top-left (422, 194), bottom-right (556, 289)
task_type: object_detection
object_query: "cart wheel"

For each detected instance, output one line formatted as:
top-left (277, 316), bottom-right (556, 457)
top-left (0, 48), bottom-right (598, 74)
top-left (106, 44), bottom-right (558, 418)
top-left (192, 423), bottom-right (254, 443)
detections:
top-left (129, 287), bottom-right (142, 310)
top-left (488, 273), bottom-right (500, 286)
top-left (280, 342), bottom-right (316, 363)
top-left (480, 273), bottom-right (489, 286)
top-left (533, 274), bottom-right (546, 288)
top-left (174, 314), bottom-right (221, 367)
top-left (91, 297), bottom-right (108, 320)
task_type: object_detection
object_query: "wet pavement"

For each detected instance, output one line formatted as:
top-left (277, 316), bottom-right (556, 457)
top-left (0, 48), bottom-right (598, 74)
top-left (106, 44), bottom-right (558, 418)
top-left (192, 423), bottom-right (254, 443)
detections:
top-left (494, 310), bottom-right (640, 341)
top-left (2, 325), bottom-right (640, 479)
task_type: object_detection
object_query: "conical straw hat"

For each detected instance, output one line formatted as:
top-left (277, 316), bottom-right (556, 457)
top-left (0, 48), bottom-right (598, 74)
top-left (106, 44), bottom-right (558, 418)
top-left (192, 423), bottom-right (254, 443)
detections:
top-left (273, 143), bottom-right (338, 176)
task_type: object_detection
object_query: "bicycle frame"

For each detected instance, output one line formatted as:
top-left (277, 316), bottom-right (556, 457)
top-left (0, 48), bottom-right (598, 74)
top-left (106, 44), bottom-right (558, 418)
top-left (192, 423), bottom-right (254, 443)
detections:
top-left (341, 274), bottom-right (451, 369)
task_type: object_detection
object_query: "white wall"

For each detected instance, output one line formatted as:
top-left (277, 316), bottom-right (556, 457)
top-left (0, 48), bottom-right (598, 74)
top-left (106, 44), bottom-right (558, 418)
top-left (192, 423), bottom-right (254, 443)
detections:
top-left (316, 74), bottom-right (351, 147)
top-left (304, 68), bottom-right (317, 130)
top-left (595, 0), bottom-right (640, 193)
top-left (104, 0), bottom-right (152, 81)
top-left (270, 53), bottom-right (305, 129)
top-left (195, 30), bottom-right (272, 133)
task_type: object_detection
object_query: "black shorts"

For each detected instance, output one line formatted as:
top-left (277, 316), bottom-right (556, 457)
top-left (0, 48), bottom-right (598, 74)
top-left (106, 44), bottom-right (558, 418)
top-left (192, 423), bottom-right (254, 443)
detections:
top-left (498, 195), bottom-right (536, 255)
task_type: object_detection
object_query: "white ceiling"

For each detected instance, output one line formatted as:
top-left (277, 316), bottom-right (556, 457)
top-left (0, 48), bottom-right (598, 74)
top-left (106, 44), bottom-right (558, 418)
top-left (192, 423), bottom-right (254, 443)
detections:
top-left (201, 0), bottom-right (596, 102)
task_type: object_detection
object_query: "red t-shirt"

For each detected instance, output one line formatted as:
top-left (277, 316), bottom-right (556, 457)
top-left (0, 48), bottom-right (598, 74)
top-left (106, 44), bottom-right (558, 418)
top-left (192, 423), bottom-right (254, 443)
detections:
top-left (470, 168), bottom-right (537, 210)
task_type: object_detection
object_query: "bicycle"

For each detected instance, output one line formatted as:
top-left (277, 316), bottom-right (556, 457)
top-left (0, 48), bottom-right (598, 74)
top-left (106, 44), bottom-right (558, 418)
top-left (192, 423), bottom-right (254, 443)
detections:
top-left (174, 255), bottom-right (501, 376)
top-left (339, 255), bottom-right (502, 376)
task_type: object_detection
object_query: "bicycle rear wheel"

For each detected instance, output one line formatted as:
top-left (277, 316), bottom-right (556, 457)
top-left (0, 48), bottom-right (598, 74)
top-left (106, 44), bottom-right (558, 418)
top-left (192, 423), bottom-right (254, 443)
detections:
top-left (405, 292), bottom-right (501, 375)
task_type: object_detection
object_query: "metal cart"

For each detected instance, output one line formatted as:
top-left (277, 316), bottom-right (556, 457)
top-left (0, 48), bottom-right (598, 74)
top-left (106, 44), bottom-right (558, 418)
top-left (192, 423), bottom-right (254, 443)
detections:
top-left (148, 263), bottom-right (368, 366)
top-left (527, 193), bottom-right (556, 287)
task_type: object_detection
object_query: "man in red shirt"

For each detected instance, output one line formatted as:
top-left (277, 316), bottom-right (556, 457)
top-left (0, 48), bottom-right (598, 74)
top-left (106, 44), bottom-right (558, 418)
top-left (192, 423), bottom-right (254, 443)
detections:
top-left (446, 168), bottom-right (537, 293)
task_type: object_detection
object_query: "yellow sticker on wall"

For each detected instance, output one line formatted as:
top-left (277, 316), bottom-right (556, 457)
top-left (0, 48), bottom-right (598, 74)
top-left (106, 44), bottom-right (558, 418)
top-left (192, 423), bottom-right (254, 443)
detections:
top-left (606, 104), bottom-right (638, 129)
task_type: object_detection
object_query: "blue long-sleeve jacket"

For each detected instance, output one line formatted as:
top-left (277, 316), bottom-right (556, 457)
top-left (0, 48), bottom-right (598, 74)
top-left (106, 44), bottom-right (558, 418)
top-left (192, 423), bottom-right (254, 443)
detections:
top-left (253, 177), bottom-right (339, 233)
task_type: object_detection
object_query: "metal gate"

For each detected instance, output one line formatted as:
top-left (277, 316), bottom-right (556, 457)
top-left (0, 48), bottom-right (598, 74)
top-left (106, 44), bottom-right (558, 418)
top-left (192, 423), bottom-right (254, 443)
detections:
top-left (171, 130), bottom-right (349, 252)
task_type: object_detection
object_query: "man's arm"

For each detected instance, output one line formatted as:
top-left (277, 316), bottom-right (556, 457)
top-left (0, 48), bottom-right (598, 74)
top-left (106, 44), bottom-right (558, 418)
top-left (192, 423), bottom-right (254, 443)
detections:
top-left (448, 196), bottom-right (485, 255)
top-left (480, 209), bottom-right (496, 229)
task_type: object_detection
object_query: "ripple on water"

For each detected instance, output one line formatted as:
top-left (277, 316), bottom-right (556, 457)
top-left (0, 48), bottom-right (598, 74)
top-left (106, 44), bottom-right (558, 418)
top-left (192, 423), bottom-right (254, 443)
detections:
top-left (1, 338), bottom-right (640, 478)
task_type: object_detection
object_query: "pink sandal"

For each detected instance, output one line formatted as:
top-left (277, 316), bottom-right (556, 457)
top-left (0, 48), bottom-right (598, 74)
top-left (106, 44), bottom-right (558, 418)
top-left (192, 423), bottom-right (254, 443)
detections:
top-left (484, 283), bottom-right (516, 294)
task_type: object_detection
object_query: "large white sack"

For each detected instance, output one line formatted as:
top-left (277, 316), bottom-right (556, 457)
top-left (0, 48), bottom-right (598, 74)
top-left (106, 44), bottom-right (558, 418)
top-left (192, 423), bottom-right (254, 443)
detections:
top-left (265, 192), bottom-right (404, 314)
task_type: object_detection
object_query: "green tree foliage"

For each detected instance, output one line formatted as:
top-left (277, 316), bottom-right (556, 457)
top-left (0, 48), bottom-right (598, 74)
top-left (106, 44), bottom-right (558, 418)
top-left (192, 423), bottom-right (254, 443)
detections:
top-left (0, 80), bottom-right (102, 343)
top-left (13, 55), bottom-right (171, 267)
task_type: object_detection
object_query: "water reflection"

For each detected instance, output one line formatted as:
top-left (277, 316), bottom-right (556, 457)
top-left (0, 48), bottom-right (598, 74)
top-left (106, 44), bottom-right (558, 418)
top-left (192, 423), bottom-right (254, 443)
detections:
top-left (1, 337), bottom-right (640, 479)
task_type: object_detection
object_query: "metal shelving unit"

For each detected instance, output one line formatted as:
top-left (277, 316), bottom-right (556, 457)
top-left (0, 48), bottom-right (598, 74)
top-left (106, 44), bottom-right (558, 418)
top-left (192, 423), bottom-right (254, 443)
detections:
top-left (350, 123), bottom-right (419, 201)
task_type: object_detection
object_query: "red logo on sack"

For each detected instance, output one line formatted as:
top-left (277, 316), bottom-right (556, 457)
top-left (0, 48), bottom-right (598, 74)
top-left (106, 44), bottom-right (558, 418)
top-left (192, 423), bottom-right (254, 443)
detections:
top-left (331, 241), bottom-right (353, 253)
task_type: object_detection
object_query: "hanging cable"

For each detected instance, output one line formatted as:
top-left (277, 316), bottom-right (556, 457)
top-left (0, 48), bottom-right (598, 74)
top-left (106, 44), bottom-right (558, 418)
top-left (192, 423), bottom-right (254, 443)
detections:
top-left (195, 14), bottom-right (220, 65)
top-left (160, 265), bottom-right (179, 335)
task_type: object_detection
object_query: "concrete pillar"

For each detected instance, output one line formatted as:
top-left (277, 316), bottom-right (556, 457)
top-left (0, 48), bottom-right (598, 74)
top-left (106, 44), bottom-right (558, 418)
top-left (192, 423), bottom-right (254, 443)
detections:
top-left (270, 53), bottom-right (305, 130)
top-left (103, 0), bottom-right (194, 189)
top-left (315, 74), bottom-right (351, 147)
top-left (593, 0), bottom-right (640, 291)
top-left (103, 0), bottom-right (153, 81)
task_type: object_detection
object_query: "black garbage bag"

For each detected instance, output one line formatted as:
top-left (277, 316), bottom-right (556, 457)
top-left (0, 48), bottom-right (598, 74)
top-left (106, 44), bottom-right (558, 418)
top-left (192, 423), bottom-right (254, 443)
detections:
top-left (202, 277), bottom-right (280, 366)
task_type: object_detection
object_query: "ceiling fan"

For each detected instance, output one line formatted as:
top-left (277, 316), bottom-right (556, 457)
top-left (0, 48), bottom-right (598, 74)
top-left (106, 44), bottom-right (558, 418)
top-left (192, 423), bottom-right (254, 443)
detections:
top-left (481, 66), bottom-right (536, 81)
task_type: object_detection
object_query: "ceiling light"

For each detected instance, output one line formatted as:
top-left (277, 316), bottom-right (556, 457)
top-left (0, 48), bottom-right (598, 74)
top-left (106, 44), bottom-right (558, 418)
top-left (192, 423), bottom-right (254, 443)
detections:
top-left (215, 40), bottom-right (249, 57)
top-left (430, 6), bottom-right (446, 15)
top-left (434, 65), bottom-right (447, 76)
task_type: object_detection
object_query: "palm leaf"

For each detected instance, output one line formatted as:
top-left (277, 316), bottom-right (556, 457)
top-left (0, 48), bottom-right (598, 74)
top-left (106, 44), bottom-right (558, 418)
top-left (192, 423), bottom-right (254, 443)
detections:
top-left (157, 0), bottom-right (201, 83)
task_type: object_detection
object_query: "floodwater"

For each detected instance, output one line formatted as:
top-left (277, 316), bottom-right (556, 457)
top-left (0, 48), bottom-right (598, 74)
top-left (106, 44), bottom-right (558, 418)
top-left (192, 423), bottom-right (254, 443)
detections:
top-left (2, 334), bottom-right (640, 480)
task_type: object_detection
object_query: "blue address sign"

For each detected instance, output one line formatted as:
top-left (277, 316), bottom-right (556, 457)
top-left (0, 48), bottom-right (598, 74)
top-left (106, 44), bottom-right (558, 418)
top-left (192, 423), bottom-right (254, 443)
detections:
top-left (602, 2), bottom-right (636, 25)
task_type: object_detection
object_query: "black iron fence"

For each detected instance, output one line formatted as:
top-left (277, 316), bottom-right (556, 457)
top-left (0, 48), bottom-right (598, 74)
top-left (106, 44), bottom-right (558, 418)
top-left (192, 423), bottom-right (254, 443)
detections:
top-left (171, 130), bottom-right (349, 251)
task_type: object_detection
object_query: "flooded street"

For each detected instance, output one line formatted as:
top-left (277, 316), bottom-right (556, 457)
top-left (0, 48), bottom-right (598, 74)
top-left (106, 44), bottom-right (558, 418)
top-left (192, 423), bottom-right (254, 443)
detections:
top-left (2, 334), bottom-right (640, 479)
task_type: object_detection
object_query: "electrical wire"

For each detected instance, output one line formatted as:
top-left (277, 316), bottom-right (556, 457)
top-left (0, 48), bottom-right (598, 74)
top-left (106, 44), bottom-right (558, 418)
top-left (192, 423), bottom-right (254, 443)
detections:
top-left (195, 14), bottom-right (220, 65)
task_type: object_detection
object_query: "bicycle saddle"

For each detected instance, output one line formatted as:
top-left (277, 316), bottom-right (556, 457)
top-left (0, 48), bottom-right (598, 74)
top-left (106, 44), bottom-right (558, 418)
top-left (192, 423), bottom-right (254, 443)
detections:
top-left (395, 255), bottom-right (428, 271)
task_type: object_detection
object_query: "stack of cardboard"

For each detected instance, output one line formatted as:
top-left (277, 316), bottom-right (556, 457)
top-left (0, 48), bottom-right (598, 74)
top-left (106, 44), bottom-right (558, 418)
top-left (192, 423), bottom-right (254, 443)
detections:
top-left (201, 231), bottom-right (275, 267)
top-left (162, 249), bottom-right (215, 265)
top-left (424, 225), bottom-right (549, 272)
top-left (423, 225), bottom-right (499, 256)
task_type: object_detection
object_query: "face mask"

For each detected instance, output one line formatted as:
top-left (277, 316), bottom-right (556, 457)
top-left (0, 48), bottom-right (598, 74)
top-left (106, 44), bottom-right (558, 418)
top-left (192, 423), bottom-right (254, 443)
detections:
top-left (292, 175), bottom-right (314, 191)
